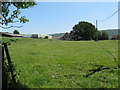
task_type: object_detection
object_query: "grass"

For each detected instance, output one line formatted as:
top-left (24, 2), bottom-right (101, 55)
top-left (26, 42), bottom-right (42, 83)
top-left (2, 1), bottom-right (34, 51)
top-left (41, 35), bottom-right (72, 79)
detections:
top-left (2, 37), bottom-right (119, 88)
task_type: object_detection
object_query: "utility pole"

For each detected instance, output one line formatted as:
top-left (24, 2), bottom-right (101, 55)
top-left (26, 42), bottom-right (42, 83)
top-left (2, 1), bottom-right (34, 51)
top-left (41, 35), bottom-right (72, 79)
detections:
top-left (96, 20), bottom-right (98, 29)
top-left (96, 20), bottom-right (98, 41)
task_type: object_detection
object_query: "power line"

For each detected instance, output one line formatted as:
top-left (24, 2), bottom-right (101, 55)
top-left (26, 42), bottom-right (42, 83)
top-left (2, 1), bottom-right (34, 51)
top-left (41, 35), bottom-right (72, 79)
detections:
top-left (98, 8), bottom-right (120, 22)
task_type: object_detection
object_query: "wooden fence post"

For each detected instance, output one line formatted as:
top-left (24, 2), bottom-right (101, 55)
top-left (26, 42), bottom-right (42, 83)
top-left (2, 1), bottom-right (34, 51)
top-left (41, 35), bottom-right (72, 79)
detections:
top-left (2, 45), bottom-right (8, 88)
top-left (0, 45), bottom-right (2, 89)
top-left (2, 46), bottom-right (4, 65)
top-left (3, 43), bottom-right (16, 84)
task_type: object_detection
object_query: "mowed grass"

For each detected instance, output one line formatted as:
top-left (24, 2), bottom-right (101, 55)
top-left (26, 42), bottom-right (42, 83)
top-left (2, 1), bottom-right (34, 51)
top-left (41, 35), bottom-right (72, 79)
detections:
top-left (2, 37), bottom-right (119, 88)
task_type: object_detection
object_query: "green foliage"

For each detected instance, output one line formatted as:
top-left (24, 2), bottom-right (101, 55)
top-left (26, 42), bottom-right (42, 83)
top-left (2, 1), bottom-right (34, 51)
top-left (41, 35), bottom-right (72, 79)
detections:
top-left (101, 31), bottom-right (109, 40)
top-left (13, 30), bottom-right (20, 34)
top-left (2, 61), bottom-right (9, 88)
top-left (61, 21), bottom-right (97, 41)
top-left (117, 34), bottom-right (120, 40)
top-left (97, 31), bottom-right (109, 40)
top-left (2, 60), bottom-right (19, 88)
top-left (1, 43), bottom-right (20, 88)
top-left (44, 36), bottom-right (48, 39)
top-left (102, 29), bottom-right (118, 38)
top-left (72, 21), bottom-right (97, 40)
top-left (0, 1), bottom-right (37, 29)
top-left (2, 37), bottom-right (118, 88)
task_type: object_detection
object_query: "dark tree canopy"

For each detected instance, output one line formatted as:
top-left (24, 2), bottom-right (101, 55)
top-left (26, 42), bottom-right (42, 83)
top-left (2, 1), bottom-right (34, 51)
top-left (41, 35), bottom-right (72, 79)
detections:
top-left (0, 0), bottom-right (37, 29)
top-left (94, 30), bottom-right (110, 41)
top-left (61, 21), bottom-right (109, 41)
top-left (44, 36), bottom-right (48, 39)
top-left (99, 31), bottom-right (109, 40)
top-left (117, 34), bottom-right (120, 40)
top-left (71, 21), bottom-right (97, 40)
top-left (101, 31), bottom-right (109, 40)
top-left (13, 30), bottom-right (19, 34)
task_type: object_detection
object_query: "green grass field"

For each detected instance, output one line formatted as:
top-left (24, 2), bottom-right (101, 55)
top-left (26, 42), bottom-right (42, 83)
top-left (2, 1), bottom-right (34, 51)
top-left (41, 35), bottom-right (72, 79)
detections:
top-left (2, 37), bottom-right (119, 88)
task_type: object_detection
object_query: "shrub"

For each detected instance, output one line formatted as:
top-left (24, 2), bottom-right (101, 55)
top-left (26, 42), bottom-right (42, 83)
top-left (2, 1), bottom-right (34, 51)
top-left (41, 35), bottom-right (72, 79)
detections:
top-left (44, 36), bottom-right (48, 39)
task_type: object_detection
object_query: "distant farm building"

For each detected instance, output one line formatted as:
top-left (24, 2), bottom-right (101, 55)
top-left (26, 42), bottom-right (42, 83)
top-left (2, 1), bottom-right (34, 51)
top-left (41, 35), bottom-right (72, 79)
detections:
top-left (52, 36), bottom-right (61, 40)
top-left (111, 35), bottom-right (118, 40)
top-left (31, 34), bottom-right (52, 39)
top-left (47, 35), bottom-right (52, 39)
top-left (22, 34), bottom-right (32, 38)
top-left (0, 32), bottom-right (22, 37)
top-left (60, 32), bottom-right (71, 40)
top-left (31, 34), bottom-right (40, 39)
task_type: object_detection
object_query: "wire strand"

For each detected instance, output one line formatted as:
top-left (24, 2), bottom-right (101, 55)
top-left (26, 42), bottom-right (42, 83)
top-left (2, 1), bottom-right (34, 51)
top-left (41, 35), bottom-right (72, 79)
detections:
top-left (98, 8), bottom-right (120, 22)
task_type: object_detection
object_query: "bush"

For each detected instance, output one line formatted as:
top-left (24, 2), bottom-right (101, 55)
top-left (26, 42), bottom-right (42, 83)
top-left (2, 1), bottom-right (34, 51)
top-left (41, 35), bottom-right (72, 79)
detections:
top-left (44, 36), bottom-right (48, 39)
top-left (13, 30), bottom-right (20, 34)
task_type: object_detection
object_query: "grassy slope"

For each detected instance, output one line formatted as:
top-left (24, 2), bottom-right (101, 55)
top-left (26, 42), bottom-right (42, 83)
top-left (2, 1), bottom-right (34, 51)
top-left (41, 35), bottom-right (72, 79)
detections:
top-left (2, 37), bottom-right (118, 88)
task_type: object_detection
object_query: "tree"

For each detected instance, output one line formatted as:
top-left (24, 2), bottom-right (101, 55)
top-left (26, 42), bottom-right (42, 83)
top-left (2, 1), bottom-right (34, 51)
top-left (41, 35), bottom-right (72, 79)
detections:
top-left (1, 0), bottom-right (37, 88)
top-left (93, 31), bottom-right (101, 40)
top-left (97, 31), bottom-right (109, 40)
top-left (117, 34), bottom-right (120, 40)
top-left (13, 30), bottom-right (19, 34)
top-left (71, 21), bottom-right (97, 40)
top-left (44, 36), bottom-right (48, 39)
top-left (101, 31), bottom-right (109, 40)
top-left (0, 0), bottom-right (37, 29)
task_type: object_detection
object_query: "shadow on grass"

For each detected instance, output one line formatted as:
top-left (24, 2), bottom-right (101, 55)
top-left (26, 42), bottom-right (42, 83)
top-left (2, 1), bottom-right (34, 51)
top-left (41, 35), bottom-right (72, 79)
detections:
top-left (2, 79), bottom-right (29, 89)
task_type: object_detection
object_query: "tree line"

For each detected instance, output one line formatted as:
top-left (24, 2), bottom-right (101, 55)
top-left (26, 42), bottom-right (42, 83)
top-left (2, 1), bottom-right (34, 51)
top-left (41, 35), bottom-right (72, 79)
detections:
top-left (61, 21), bottom-right (109, 41)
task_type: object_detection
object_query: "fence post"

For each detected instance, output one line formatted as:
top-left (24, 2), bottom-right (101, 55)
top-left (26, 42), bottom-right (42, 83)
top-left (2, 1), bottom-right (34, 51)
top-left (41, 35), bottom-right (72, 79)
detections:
top-left (0, 45), bottom-right (2, 90)
top-left (3, 43), bottom-right (16, 84)
top-left (2, 45), bottom-right (8, 88)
